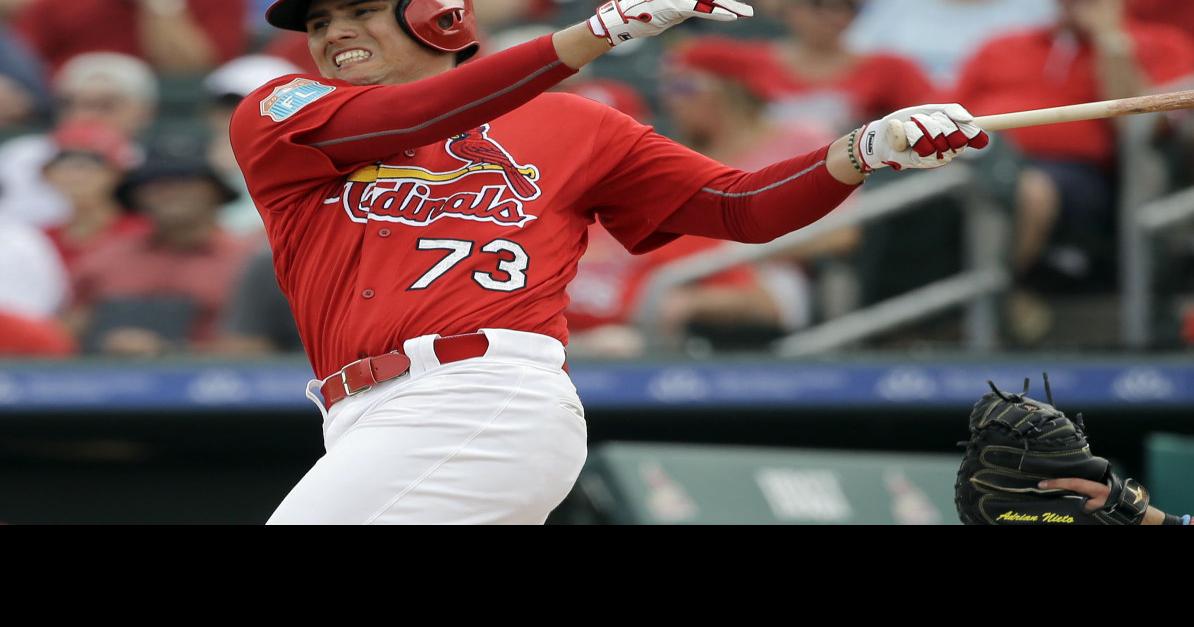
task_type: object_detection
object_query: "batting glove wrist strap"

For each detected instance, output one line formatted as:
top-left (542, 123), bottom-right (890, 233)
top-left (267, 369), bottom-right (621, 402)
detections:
top-left (588, 0), bottom-right (754, 47)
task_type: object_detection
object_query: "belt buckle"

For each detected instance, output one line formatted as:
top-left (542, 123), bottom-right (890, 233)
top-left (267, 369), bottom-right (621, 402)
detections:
top-left (340, 357), bottom-right (373, 398)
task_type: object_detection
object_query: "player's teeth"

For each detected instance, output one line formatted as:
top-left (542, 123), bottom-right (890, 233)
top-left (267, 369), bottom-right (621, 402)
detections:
top-left (335, 50), bottom-right (371, 67)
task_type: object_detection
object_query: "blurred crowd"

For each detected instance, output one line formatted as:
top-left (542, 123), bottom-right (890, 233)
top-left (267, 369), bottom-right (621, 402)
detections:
top-left (3, 0), bottom-right (1194, 360)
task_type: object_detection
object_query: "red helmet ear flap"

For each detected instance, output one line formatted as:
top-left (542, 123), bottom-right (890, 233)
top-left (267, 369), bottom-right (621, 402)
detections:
top-left (397, 0), bottom-right (479, 61)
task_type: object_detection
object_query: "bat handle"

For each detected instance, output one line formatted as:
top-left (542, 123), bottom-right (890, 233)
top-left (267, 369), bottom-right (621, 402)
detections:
top-left (886, 118), bottom-right (909, 152)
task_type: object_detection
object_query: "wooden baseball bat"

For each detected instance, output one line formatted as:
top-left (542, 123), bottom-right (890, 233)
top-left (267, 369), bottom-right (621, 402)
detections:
top-left (885, 89), bottom-right (1194, 151)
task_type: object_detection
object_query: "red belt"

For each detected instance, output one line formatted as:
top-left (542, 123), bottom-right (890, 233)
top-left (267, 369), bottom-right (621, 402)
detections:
top-left (319, 332), bottom-right (490, 410)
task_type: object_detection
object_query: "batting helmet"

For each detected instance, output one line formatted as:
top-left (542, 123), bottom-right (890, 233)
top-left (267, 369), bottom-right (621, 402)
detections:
top-left (266, 0), bottom-right (479, 63)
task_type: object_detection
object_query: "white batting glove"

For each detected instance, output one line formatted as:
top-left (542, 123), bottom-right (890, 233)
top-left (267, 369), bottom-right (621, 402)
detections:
top-left (588, 0), bottom-right (754, 47)
top-left (854, 103), bottom-right (990, 172)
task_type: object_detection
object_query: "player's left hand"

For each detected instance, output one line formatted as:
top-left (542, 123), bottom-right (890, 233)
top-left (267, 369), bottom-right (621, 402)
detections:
top-left (855, 103), bottom-right (989, 172)
top-left (589, 0), bottom-right (754, 48)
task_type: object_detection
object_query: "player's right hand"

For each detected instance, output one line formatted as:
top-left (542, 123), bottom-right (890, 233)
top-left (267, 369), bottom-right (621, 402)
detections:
top-left (855, 103), bottom-right (989, 172)
top-left (588, 0), bottom-right (753, 47)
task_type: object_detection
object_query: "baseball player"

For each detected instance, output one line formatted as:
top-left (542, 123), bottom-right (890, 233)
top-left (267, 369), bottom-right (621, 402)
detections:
top-left (230, 0), bottom-right (990, 524)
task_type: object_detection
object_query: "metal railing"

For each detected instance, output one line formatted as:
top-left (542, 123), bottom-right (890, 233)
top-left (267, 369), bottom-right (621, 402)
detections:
top-left (1118, 112), bottom-right (1194, 349)
top-left (633, 164), bottom-right (1011, 355)
top-left (1122, 185), bottom-right (1194, 348)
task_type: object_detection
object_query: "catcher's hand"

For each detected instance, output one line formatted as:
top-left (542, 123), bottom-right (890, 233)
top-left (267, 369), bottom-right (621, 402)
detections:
top-left (588, 0), bottom-right (753, 48)
top-left (956, 376), bottom-right (1151, 525)
top-left (855, 103), bottom-right (989, 172)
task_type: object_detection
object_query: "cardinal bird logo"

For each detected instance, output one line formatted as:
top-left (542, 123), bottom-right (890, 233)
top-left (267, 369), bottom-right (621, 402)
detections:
top-left (446, 124), bottom-right (541, 201)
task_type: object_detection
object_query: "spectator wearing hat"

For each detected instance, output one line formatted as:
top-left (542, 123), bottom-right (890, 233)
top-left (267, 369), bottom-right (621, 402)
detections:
top-left (564, 38), bottom-right (849, 357)
top-left (203, 54), bottom-right (301, 235)
top-left (662, 36), bottom-right (857, 337)
top-left (763, 0), bottom-right (941, 134)
top-left (661, 37), bottom-right (834, 167)
top-left (66, 149), bottom-right (254, 357)
top-left (0, 52), bottom-right (157, 228)
top-left (42, 121), bottom-right (148, 271)
top-left (558, 77), bottom-right (653, 124)
top-left (12, 0), bottom-right (248, 74)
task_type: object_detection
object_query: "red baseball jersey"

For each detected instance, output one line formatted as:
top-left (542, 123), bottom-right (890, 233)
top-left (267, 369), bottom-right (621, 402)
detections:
top-left (231, 37), bottom-right (857, 379)
top-left (234, 85), bottom-right (745, 378)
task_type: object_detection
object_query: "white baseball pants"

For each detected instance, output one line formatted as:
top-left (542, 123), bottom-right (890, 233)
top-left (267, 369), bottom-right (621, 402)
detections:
top-left (268, 329), bottom-right (588, 524)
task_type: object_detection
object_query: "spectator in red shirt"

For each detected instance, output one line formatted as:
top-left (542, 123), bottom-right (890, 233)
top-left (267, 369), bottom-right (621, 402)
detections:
top-left (661, 37), bottom-right (836, 167)
top-left (764, 0), bottom-right (941, 134)
top-left (955, 0), bottom-right (1194, 292)
top-left (13, 0), bottom-right (248, 74)
top-left (663, 37), bottom-right (859, 327)
top-left (561, 50), bottom-right (789, 356)
top-left (42, 121), bottom-right (149, 270)
top-left (67, 148), bottom-right (253, 357)
top-left (565, 37), bottom-right (856, 357)
top-left (1129, 0), bottom-right (1194, 39)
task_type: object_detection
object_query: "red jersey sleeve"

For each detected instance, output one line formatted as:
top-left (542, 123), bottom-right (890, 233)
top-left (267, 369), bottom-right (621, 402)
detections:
top-left (584, 105), bottom-right (860, 253)
top-left (584, 106), bottom-right (739, 253)
top-left (230, 34), bottom-right (577, 206)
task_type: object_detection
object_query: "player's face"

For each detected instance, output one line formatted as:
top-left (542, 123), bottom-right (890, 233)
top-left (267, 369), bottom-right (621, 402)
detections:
top-left (305, 0), bottom-right (451, 85)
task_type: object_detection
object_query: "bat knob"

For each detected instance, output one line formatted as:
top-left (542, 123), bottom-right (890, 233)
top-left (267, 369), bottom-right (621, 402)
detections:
top-left (886, 118), bottom-right (909, 152)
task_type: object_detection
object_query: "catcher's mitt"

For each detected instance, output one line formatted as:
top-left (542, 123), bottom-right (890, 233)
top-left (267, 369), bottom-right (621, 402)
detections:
top-left (956, 375), bottom-right (1151, 525)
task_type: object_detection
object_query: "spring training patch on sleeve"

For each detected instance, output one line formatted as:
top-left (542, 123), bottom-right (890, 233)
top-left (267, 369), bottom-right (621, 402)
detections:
top-left (699, 160), bottom-right (825, 198)
top-left (260, 78), bottom-right (337, 122)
